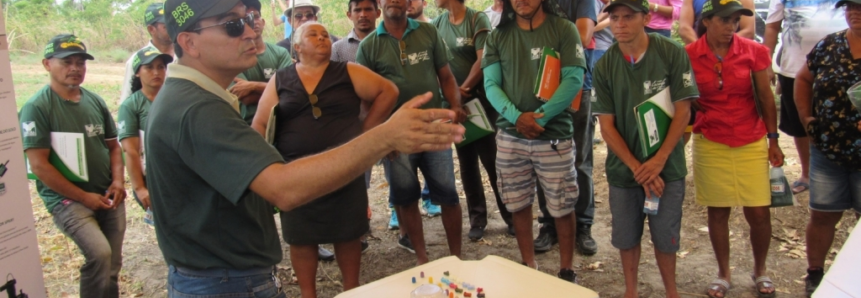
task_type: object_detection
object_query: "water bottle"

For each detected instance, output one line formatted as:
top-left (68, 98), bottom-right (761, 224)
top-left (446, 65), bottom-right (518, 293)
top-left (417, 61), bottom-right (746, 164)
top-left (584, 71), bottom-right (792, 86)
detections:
top-left (770, 167), bottom-right (786, 196)
top-left (643, 194), bottom-right (660, 215)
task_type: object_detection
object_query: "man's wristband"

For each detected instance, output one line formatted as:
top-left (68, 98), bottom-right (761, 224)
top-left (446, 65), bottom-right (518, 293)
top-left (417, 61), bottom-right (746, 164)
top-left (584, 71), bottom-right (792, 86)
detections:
top-left (767, 132), bottom-right (779, 139)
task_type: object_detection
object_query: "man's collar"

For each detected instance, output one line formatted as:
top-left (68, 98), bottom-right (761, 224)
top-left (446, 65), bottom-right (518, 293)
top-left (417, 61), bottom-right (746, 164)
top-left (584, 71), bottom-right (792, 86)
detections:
top-left (346, 29), bottom-right (361, 42)
top-left (376, 18), bottom-right (420, 37)
top-left (166, 64), bottom-right (240, 113)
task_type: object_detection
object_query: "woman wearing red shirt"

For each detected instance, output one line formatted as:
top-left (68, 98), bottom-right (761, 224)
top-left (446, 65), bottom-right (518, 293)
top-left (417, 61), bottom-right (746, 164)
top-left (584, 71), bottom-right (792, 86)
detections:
top-left (685, 0), bottom-right (785, 297)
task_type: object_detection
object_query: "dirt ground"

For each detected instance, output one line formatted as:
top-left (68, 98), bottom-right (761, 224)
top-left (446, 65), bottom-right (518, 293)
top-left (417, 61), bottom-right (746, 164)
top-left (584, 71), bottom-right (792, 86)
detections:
top-left (21, 62), bottom-right (858, 298)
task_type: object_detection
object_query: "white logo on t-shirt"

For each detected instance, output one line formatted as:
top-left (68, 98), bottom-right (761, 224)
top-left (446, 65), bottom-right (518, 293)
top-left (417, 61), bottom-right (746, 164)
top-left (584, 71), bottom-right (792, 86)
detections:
top-left (643, 79), bottom-right (668, 95)
top-left (531, 48), bottom-right (541, 60)
top-left (682, 71), bottom-right (693, 88)
top-left (264, 68), bottom-right (275, 79)
top-left (22, 122), bottom-right (36, 137)
top-left (407, 51), bottom-right (430, 65)
top-left (576, 44), bottom-right (585, 59)
top-left (85, 124), bottom-right (104, 137)
top-left (118, 121), bottom-right (126, 134)
top-left (456, 37), bottom-right (473, 47)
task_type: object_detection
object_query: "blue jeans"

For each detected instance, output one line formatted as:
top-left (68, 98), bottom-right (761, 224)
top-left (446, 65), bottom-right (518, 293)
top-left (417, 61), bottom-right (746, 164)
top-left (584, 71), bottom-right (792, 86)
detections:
top-left (168, 265), bottom-right (285, 298)
top-left (383, 149), bottom-right (459, 206)
top-left (809, 146), bottom-right (861, 213)
top-left (645, 27), bottom-right (672, 37)
top-left (51, 200), bottom-right (126, 298)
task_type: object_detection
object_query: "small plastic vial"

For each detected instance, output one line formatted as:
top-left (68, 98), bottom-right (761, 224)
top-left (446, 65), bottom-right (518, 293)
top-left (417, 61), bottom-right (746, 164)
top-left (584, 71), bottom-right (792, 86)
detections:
top-left (770, 166), bottom-right (786, 196)
top-left (643, 194), bottom-right (659, 215)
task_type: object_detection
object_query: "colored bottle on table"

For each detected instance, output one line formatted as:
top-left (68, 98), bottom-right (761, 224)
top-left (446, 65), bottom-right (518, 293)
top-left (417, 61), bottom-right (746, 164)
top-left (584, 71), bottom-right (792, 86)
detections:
top-left (643, 193), bottom-right (659, 215)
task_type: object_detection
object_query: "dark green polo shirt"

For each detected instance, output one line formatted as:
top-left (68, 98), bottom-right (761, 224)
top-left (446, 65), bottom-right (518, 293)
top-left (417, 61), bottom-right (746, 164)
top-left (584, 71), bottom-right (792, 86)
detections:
top-left (356, 18), bottom-right (452, 111)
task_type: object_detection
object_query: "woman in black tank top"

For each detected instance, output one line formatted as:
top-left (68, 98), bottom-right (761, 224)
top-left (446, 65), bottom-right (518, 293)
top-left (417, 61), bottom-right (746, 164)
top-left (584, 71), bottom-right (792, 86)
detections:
top-left (250, 22), bottom-right (398, 297)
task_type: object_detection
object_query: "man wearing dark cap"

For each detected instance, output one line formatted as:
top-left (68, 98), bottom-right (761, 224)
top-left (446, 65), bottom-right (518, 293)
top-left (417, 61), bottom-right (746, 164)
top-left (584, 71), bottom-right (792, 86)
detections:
top-left (481, 0), bottom-right (586, 282)
top-left (230, 0), bottom-right (294, 125)
top-left (148, 0), bottom-right (464, 296)
top-left (120, 2), bottom-right (174, 105)
top-left (592, 0), bottom-right (698, 296)
top-left (20, 34), bottom-right (127, 298)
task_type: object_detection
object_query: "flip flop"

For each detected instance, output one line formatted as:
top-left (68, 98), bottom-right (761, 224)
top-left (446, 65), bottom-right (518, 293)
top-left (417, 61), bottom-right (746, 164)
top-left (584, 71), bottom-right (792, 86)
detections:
top-left (706, 278), bottom-right (731, 298)
top-left (752, 275), bottom-right (777, 298)
top-left (792, 180), bottom-right (810, 194)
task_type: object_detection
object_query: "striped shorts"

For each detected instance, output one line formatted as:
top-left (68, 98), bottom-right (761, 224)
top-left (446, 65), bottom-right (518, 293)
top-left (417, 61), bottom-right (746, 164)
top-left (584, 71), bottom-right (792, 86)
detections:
top-left (495, 131), bottom-right (578, 217)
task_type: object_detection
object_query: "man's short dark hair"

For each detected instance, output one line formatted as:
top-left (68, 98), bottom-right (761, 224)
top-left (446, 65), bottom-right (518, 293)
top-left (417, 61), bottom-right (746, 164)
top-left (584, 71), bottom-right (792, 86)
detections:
top-left (348, 0), bottom-right (378, 11)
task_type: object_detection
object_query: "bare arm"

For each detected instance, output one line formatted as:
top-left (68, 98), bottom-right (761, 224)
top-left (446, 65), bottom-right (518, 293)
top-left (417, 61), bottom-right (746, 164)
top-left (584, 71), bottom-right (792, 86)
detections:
top-left (738, 0), bottom-right (756, 39)
top-left (576, 17), bottom-right (595, 49)
top-left (105, 139), bottom-right (126, 208)
top-left (754, 68), bottom-right (785, 166)
top-left (595, 14), bottom-right (611, 31)
top-left (437, 64), bottom-right (467, 123)
top-left (461, 49), bottom-right (485, 95)
top-left (794, 64), bottom-right (815, 128)
top-left (250, 94), bottom-right (465, 211)
top-left (678, 0), bottom-right (697, 44)
top-left (597, 114), bottom-right (643, 173)
top-left (347, 62), bottom-right (398, 131)
top-left (121, 137), bottom-right (149, 209)
top-left (271, 1), bottom-right (285, 25)
top-left (26, 148), bottom-right (112, 210)
top-left (632, 99), bottom-right (691, 184)
top-left (764, 21), bottom-right (782, 56)
top-left (251, 75), bottom-right (280, 136)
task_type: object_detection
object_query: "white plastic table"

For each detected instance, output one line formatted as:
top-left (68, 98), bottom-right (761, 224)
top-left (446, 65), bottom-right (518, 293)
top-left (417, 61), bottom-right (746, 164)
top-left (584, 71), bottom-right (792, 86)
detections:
top-left (336, 255), bottom-right (600, 298)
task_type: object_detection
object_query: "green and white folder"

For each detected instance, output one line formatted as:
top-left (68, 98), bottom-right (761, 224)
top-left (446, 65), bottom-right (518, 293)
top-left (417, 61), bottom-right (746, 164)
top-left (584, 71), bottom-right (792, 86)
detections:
top-left (634, 88), bottom-right (673, 157)
top-left (457, 98), bottom-right (494, 148)
top-left (26, 132), bottom-right (88, 182)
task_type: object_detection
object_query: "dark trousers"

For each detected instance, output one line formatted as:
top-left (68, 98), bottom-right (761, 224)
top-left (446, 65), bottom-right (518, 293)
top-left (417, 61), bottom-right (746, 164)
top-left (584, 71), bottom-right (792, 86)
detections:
top-left (456, 97), bottom-right (512, 228)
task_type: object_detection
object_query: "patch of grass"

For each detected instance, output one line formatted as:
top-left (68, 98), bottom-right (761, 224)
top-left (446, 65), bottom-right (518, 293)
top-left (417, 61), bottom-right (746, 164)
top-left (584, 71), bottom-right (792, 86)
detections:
top-left (12, 72), bottom-right (47, 110)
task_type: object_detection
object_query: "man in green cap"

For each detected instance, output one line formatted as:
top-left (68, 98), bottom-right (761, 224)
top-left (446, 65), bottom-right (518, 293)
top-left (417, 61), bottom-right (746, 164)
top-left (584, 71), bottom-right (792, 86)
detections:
top-left (120, 2), bottom-right (174, 106)
top-left (20, 34), bottom-right (127, 298)
top-left (592, 0), bottom-right (698, 296)
top-left (481, 0), bottom-right (586, 282)
top-left (230, 0), bottom-right (294, 125)
top-left (149, 0), bottom-right (464, 296)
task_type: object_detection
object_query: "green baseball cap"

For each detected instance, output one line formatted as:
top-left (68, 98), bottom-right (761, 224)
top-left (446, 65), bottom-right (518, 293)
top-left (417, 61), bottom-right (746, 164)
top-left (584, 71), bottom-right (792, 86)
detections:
top-left (132, 47), bottom-right (174, 74)
top-left (701, 0), bottom-right (754, 18)
top-left (43, 34), bottom-right (94, 60)
top-left (145, 3), bottom-right (166, 25)
top-left (603, 0), bottom-right (650, 13)
top-left (835, 0), bottom-right (861, 8)
top-left (165, 0), bottom-right (242, 41)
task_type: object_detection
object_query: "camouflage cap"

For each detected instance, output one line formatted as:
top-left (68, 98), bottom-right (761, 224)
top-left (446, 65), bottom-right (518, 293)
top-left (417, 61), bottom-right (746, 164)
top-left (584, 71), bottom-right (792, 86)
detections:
top-left (132, 47), bottom-right (174, 74)
top-left (44, 34), bottom-right (94, 60)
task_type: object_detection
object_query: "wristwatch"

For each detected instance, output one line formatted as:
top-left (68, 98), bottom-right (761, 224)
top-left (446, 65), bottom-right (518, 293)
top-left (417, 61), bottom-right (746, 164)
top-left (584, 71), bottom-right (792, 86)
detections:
top-left (767, 132), bottom-right (780, 139)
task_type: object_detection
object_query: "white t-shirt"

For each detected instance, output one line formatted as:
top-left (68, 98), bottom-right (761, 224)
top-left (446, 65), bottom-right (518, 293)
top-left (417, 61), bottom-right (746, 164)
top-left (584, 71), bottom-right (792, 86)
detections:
top-left (484, 6), bottom-right (502, 29)
top-left (766, 0), bottom-right (847, 78)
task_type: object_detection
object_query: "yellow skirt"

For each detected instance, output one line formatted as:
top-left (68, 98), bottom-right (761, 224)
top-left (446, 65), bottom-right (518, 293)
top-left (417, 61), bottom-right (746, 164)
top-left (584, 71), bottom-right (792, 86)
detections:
top-left (693, 134), bottom-right (770, 207)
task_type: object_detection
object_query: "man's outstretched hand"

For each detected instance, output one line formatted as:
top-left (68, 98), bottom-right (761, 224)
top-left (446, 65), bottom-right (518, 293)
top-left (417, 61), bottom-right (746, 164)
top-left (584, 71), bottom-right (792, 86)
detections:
top-left (382, 92), bottom-right (465, 154)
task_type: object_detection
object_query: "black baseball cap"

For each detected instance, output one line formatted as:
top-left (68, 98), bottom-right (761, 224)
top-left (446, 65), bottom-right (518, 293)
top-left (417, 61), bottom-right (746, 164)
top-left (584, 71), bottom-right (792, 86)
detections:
top-left (701, 0), bottom-right (754, 18)
top-left (43, 34), bottom-right (94, 60)
top-left (242, 0), bottom-right (262, 11)
top-left (165, 0), bottom-right (242, 41)
top-left (132, 47), bottom-right (174, 74)
top-left (145, 3), bottom-right (166, 25)
top-left (603, 0), bottom-right (650, 13)
top-left (836, 0), bottom-right (861, 8)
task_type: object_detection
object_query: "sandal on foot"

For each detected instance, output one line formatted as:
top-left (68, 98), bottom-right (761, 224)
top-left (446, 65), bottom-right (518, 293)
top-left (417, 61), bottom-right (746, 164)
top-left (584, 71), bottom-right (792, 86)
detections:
top-left (792, 180), bottom-right (810, 194)
top-left (706, 278), bottom-right (731, 298)
top-left (752, 275), bottom-right (777, 298)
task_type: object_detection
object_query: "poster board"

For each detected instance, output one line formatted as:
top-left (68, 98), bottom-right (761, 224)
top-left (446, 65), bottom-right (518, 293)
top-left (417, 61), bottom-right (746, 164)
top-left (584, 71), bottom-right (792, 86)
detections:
top-left (0, 12), bottom-right (48, 298)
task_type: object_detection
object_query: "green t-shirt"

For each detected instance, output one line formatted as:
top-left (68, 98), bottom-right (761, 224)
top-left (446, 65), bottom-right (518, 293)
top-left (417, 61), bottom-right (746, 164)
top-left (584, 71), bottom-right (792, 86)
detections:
top-left (146, 77), bottom-right (285, 270)
top-left (432, 8), bottom-right (491, 84)
top-left (237, 42), bottom-right (294, 124)
top-left (117, 91), bottom-right (151, 141)
top-left (19, 85), bottom-right (118, 213)
top-left (357, 18), bottom-right (452, 111)
top-left (481, 15), bottom-right (587, 140)
top-left (592, 33), bottom-right (699, 188)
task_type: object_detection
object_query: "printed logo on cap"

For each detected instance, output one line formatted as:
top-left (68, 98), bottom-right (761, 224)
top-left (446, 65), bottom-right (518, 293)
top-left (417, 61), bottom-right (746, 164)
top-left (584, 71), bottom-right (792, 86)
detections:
top-left (172, 2), bottom-right (195, 27)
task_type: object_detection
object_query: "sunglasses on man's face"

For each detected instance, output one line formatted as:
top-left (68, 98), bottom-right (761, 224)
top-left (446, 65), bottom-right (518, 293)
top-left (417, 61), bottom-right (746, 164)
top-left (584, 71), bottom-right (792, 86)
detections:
top-left (294, 12), bottom-right (316, 20)
top-left (193, 12), bottom-right (256, 38)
